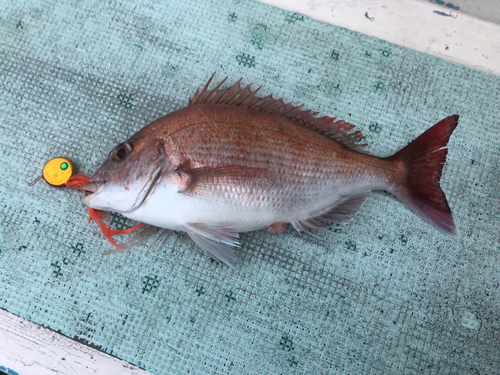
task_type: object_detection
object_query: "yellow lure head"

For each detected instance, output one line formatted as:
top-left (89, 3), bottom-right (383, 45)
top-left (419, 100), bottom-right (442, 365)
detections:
top-left (42, 157), bottom-right (76, 187)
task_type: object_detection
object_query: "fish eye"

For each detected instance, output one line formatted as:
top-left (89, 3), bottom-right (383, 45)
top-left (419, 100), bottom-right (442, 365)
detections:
top-left (113, 143), bottom-right (132, 161)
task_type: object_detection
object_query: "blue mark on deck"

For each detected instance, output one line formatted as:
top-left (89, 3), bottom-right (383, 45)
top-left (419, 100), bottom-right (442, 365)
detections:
top-left (433, 10), bottom-right (457, 17)
top-left (0, 366), bottom-right (21, 375)
top-left (429, 0), bottom-right (460, 10)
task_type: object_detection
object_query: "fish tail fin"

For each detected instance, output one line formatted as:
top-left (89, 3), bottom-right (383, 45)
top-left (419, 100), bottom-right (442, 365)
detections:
top-left (385, 115), bottom-right (460, 237)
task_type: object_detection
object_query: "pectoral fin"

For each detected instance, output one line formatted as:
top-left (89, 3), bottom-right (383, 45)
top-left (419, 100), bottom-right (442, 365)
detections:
top-left (178, 166), bottom-right (269, 197)
top-left (185, 223), bottom-right (240, 267)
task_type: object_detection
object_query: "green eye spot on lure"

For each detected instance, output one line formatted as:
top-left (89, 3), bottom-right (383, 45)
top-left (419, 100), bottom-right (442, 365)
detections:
top-left (29, 158), bottom-right (145, 249)
top-left (65, 74), bottom-right (462, 267)
top-left (29, 157), bottom-right (76, 187)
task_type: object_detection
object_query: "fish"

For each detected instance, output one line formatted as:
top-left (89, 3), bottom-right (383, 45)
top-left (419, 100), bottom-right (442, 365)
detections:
top-left (83, 74), bottom-right (459, 266)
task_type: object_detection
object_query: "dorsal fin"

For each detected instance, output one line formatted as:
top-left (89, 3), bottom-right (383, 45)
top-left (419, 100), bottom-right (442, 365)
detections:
top-left (189, 73), bottom-right (366, 150)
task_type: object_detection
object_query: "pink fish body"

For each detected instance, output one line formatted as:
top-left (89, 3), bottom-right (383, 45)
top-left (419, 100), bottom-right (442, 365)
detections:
top-left (83, 75), bottom-right (459, 266)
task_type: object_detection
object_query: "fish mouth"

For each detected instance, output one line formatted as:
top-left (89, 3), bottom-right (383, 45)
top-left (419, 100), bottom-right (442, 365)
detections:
top-left (82, 181), bottom-right (105, 204)
top-left (81, 181), bottom-right (102, 194)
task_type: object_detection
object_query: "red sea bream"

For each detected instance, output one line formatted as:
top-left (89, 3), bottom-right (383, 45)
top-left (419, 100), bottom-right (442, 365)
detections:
top-left (83, 75), bottom-right (459, 266)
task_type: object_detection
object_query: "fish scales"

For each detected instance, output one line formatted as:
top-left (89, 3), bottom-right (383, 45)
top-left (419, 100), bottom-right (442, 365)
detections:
top-left (161, 105), bottom-right (387, 208)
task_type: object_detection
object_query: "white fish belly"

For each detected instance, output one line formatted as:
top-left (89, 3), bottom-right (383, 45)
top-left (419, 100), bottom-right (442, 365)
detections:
top-left (122, 180), bottom-right (374, 232)
top-left (123, 184), bottom-right (284, 232)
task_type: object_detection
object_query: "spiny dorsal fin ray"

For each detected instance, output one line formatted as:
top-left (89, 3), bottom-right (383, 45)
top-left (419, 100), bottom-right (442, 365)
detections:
top-left (189, 73), bottom-right (366, 150)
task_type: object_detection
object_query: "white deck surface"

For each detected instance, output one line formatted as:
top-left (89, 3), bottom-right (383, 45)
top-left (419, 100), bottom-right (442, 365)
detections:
top-left (0, 309), bottom-right (150, 375)
top-left (260, 0), bottom-right (500, 76)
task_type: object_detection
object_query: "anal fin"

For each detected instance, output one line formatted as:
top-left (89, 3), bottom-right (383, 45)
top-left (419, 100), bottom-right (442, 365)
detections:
top-left (185, 223), bottom-right (240, 267)
top-left (292, 193), bottom-right (369, 235)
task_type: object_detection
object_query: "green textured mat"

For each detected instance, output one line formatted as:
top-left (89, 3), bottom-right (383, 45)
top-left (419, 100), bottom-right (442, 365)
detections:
top-left (1, 0), bottom-right (499, 374)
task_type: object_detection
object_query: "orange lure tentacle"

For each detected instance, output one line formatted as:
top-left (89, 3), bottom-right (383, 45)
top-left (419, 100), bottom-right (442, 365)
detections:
top-left (65, 174), bottom-right (90, 191)
top-left (66, 174), bottom-right (144, 249)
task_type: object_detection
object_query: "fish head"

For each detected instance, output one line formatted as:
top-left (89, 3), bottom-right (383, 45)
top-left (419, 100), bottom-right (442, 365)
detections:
top-left (83, 133), bottom-right (167, 214)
